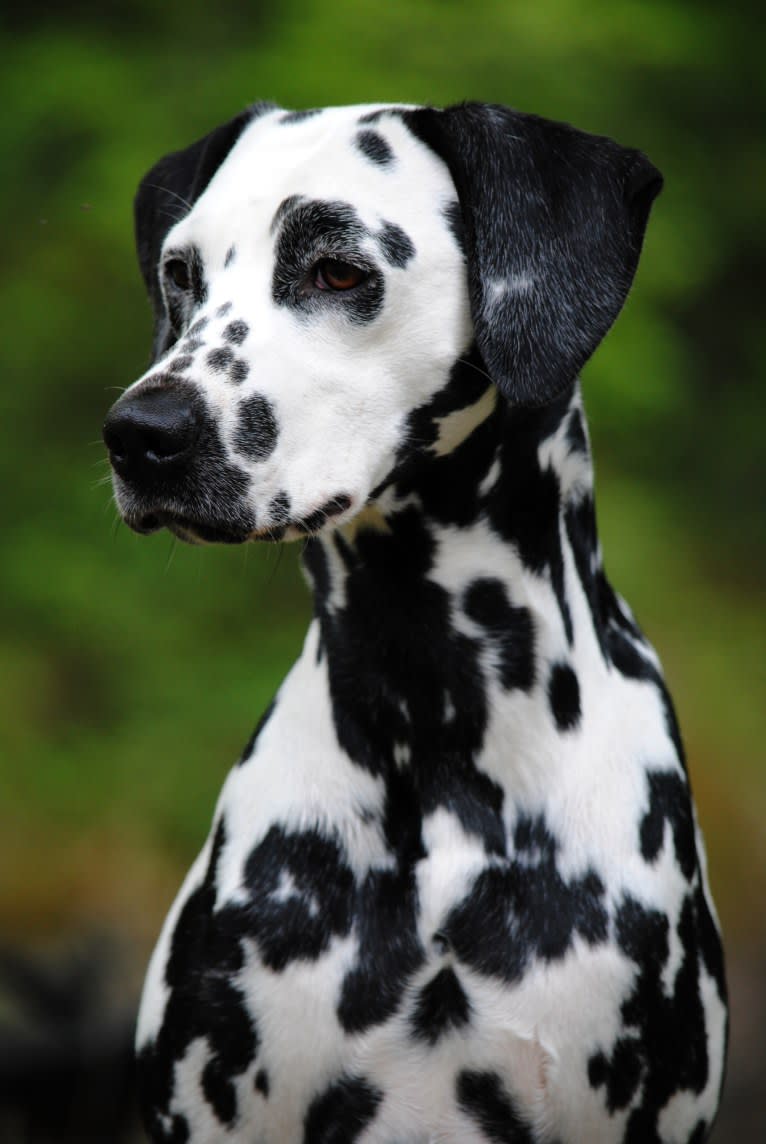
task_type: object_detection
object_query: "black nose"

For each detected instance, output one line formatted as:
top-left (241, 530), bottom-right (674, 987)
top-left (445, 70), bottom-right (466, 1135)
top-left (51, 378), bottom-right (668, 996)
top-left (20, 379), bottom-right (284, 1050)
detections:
top-left (103, 387), bottom-right (201, 482)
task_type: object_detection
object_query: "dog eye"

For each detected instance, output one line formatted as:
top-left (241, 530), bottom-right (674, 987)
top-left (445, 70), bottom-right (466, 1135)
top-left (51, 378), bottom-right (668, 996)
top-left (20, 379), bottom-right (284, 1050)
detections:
top-left (164, 258), bottom-right (191, 291)
top-left (313, 259), bottom-right (367, 292)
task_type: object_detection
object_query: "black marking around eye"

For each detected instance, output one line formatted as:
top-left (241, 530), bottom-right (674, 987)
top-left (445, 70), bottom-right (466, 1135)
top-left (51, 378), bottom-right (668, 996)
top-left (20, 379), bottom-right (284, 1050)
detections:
top-left (223, 320), bottom-right (249, 345)
top-left (224, 246), bottom-right (236, 268)
top-left (233, 393), bottom-right (279, 461)
top-left (443, 201), bottom-right (466, 257)
top-left (272, 199), bottom-right (385, 324)
top-left (548, 662), bottom-right (581, 731)
top-left (355, 129), bottom-right (394, 167)
top-left (377, 221), bottom-right (415, 268)
top-left (207, 347), bottom-right (234, 373)
top-left (229, 358), bottom-right (250, 384)
top-left (279, 108), bottom-right (321, 124)
top-left (270, 194), bottom-right (306, 235)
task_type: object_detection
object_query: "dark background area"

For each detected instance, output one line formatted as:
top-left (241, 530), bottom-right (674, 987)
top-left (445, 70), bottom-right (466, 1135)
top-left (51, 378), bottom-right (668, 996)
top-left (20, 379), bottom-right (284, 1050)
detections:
top-left (0, 1), bottom-right (763, 1139)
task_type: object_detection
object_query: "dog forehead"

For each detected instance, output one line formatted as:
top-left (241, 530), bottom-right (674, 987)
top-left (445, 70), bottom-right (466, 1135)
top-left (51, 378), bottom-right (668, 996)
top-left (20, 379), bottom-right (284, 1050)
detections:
top-left (181, 104), bottom-right (456, 244)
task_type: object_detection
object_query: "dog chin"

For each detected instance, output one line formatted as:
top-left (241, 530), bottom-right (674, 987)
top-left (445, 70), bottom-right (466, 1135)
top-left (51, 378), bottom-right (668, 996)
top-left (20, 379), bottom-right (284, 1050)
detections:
top-left (124, 509), bottom-right (253, 545)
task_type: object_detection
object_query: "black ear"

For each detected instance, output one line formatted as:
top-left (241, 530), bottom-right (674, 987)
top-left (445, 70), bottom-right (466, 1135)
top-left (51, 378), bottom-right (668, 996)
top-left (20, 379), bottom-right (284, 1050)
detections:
top-left (134, 102), bottom-right (276, 359)
top-left (403, 103), bottom-right (662, 406)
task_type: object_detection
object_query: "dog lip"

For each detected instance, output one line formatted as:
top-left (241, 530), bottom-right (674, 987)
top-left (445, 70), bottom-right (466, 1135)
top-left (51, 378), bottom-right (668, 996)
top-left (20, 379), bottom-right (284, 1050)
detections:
top-left (126, 508), bottom-right (249, 544)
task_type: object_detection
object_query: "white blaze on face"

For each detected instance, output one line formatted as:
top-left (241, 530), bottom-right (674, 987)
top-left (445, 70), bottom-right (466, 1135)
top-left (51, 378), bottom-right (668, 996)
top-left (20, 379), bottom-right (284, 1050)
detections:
top-left (151, 105), bottom-right (473, 529)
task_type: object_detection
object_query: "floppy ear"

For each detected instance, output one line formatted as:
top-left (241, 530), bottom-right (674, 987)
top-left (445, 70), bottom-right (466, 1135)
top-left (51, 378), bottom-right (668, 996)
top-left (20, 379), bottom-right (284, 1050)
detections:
top-left (403, 103), bottom-right (662, 406)
top-left (134, 102), bottom-right (275, 359)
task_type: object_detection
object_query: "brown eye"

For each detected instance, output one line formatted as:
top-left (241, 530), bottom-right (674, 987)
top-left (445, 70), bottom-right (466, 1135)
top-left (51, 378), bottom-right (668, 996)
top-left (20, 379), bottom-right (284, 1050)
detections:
top-left (314, 259), bottom-right (366, 291)
top-left (165, 258), bottom-right (191, 291)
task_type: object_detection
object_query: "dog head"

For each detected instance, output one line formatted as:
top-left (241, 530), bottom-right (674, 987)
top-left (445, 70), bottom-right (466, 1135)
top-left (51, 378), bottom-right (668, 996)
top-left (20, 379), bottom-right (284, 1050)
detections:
top-left (103, 101), bottom-right (661, 543)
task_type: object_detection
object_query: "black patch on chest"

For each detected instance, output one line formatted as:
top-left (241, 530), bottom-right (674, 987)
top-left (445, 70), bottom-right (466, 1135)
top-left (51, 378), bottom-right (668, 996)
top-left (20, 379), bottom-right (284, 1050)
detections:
top-left (355, 128), bottom-right (395, 166)
top-left (377, 220), bottom-right (415, 267)
top-left (410, 966), bottom-right (471, 1044)
top-left (588, 890), bottom-right (725, 1141)
top-left (137, 821), bottom-right (259, 1140)
top-left (547, 662), bottom-right (581, 731)
top-left (303, 1075), bottom-right (382, 1143)
top-left (443, 815), bottom-right (607, 981)
top-left (242, 826), bottom-right (355, 970)
top-left (456, 1070), bottom-right (535, 1143)
top-left (232, 393), bottom-right (279, 461)
top-left (640, 769), bottom-right (696, 880)
top-left (463, 577), bottom-right (536, 691)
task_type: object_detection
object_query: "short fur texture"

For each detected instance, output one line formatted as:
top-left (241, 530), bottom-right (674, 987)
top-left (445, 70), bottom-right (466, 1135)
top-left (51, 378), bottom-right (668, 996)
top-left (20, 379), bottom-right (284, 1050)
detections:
top-left (103, 101), bottom-right (727, 1143)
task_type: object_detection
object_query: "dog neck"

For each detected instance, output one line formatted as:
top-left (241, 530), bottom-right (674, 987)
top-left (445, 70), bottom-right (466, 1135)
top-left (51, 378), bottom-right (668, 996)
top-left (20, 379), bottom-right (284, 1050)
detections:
top-left (300, 370), bottom-right (624, 829)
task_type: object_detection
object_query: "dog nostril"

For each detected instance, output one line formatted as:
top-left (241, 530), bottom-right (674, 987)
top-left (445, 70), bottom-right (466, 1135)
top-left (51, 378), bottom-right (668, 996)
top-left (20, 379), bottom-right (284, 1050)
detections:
top-left (103, 388), bottom-right (200, 474)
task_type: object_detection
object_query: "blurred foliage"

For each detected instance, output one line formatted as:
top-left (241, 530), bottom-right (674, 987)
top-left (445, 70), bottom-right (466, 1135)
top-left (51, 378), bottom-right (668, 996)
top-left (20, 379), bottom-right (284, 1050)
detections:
top-left (0, 0), bottom-right (764, 964)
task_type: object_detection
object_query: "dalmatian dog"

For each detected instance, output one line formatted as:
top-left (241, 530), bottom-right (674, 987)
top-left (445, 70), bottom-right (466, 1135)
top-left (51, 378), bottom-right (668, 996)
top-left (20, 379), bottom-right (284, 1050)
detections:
top-left (103, 101), bottom-right (727, 1143)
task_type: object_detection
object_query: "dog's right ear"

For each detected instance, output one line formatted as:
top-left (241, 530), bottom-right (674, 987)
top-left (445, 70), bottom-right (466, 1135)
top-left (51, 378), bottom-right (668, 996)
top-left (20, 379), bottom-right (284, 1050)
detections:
top-left (134, 102), bottom-right (275, 360)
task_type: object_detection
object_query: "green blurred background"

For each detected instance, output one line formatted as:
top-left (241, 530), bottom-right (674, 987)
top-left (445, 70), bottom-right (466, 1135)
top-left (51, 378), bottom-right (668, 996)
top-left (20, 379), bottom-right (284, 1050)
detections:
top-left (1, 0), bottom-right (764, 1138)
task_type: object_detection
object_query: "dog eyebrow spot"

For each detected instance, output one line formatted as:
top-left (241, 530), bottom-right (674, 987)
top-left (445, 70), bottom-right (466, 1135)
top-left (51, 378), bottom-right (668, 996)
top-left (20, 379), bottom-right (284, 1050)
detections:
top-left (377, 221), bottom-right (415, 268)
top-left (355, 129), bottom-right (394, 167)
top-left (279, 108), bottom-right (321, 124)
top-left (233, 393), bottom-right (279, 460)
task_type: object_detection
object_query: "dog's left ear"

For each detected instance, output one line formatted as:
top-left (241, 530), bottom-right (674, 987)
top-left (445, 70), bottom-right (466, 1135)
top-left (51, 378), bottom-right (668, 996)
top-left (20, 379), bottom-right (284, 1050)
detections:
top-left (404, 103), bottom-right (662, 406)
top-left (134, 102), bottom-right (275, 359)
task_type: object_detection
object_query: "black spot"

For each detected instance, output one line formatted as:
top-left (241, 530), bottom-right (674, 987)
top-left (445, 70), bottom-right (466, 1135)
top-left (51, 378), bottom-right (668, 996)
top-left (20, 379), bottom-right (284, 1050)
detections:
top-left (566, 406), bottom-right (588, 455)
top-left (216, 301), bottom-right (233, 317)
top-left (280, 108), bottom-right (321, 124)
top-left (243, 826), bottom-right (355, 970)
top-left (337, 865), bottom-right (424, 1033)
top-left (377, 221), bottom-right (415, 268)
top-left (167, 354), bottom-right (194, 373)
top-left (357, 109), bottom-right (385, 124)
top-left (269, 491), bottom-right (292, 524)
top-left (355, 129), bottom-right (394, 167)
top-left (410, 966), bottom-right (471, 1044)
top-left (456, 1070), bottom-right (534, 1143)
top-left (229, 358), bottom-right (250, 384)
top-left (443, 815), bottom-right (607, 981)
top-left (137, 821), bottom-right (259, 1138)
top-left (463, 578), bottom-right (535, 692)
top-left (254, 1068), bottom-right (270, 1097)
top-left (238, 698), bottom-right (276, 766)
top-left (223, 319), bottom-right (249, 345)
top-left (207, 346), bottom-right (234, 373)
top-left (589, 892), bottom-right (720, 1140)
top-left (224, 245), bottom-right (236, 268)
top-left (296, 494), bottom-right (352, 534)
top-left (640, 769), bottom-right (697, 881)
top-left (303, 1076), bottom-right (382, 1144)
top-left (443, 200), bottom-right (466, 256)
top-left (188, 315), bottom-right (209, 336)
top-left (547, 662), bottom-right (581, 731)
top-left (233, 394), bottom-right (279, 461)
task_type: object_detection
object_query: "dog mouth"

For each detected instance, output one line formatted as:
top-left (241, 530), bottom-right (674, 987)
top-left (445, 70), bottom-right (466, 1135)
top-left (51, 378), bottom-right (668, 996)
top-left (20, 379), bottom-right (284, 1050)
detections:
top-left (123, 493), bottom-right (354, 545)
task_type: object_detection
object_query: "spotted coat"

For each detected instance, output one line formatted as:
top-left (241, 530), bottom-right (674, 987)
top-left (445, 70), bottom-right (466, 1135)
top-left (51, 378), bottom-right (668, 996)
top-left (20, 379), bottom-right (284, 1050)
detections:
top-left (103, 101), bottom-right (727, 1143)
